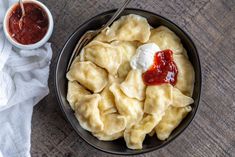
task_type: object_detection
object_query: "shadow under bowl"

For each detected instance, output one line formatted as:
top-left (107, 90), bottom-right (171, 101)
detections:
top-left (55, 8), bottom-right (201, 155)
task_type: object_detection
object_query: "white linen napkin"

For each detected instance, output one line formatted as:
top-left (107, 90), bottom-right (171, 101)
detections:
top-left (0, 0), bottom-right (52, 156)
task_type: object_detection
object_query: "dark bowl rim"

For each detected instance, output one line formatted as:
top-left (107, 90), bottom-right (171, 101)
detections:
top-left (54, 8), bottom-right (202, 155)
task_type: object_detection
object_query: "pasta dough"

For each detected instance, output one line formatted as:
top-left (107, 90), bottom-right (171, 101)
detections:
top-left (111, 41), bottom-right (139, 62)
top-left (173, 54), bottom-right (195, 96)
top-left (110, 83), bottom-right (144, 128)
top-left (144, 84), bottom-right (172, 115)
top-left (83, 41), bottom-right (122, 75)
top-left (144, 84), bottom-right (193, 113)
top-left (93, 113), bottom-right (126, 141)
top-left (172, 87), bottom-right (194, 107)
top-left (93, 131), bottom-right (123, 141)
top-left (98, 84), bottom-right (117, 115)
top-left (155, 106), bottom-right (192, 140)
top-left (148, 26), bottom-right (184, 54)
top-left (74, 94), bottom-right (104, 132)
top-left (111, 41), bottom-right (139, 79)
top-left (124, 114), bottom-right (163, 149)
top-left (120, 70), bottom-right (146, 101)
top-left (67, 81), bottom-right (90, 110)
top-left (117, 62), bottom-right (132, 79)
top-left (67, 61), bottom-right (108, 93)
top-left (95, 14), bottom-right (151, 43)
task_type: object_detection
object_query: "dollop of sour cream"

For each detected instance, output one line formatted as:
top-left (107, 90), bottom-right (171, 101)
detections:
top-left (130, 43), bottom-right (161, 72)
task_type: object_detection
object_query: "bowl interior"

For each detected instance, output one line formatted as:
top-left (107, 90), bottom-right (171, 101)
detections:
top-left (55, 9), bottom-right (201, 155)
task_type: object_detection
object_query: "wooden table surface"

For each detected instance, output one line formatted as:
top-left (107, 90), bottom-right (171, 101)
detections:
top-left (31, 0), bottom-right (235, 156)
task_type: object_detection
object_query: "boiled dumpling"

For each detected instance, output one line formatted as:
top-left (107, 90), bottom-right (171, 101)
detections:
top-left (173, 54), bottom-right (195, 96)
top-left (93, 131), bottom-right (123, 141)
top-left (155, 106), bottom-right (192, 140)
top-left (95, 14), bottom-right (151, 43)
top-left (144, 84), bottom-right (172, 115)
top-left (83, 41), bottom-right (122, 75)
top-left (111, 41), bottom-right (139, 79)
top-left (148, 26), bottom-right (184, 54)
top-left (67, 81), bottom-right (90, 110)
top-left (108, 74), bottom-right (123, 84)
top-left (98, 75), bottom-right (124, 115)
top-left (148, 128), bottom-right (155, 137)
top-left (120, 70), bottom-right (146, 101)
top-left (93, 113), bottom-right (126, 141)
top-left (110, 83), bottom-right (144, 128)
top-left (111, 41), bottom-right (139, 62)
top-left (182, 47), bottom-right (189, 58)
top-left (101, 113), bottom-right (126, 135)
top-left (172, 87), bottom-right (194, 107)
top-left (67, 61), bottom-right (108, 93)
top-left (74, 94), bottom-right (104, 132)
top-left (117, 62), bottom-right (132, 79)
top-left (124, 114), bottom-right (162, 149)
top-left (98, 84), bottom-right (117, 115)
top-left (71, 55), bottom-right (82, 66)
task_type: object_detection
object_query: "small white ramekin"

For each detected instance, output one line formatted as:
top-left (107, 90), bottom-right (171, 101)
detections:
top-left (3, 0), bottom-right (53, 50)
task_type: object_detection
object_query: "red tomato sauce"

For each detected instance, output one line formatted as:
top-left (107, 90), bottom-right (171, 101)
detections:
top-left (142, 49), bottom-right (178, 86)
top-left (8, 2), bottom-right (48, 45)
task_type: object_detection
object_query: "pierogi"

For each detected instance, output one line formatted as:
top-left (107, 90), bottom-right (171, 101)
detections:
top-left (66, 14), bottom-right (195, 150)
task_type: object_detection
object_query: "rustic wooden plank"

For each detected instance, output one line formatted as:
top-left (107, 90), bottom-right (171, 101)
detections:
top-left (31, 0), bottom-right (235, 156)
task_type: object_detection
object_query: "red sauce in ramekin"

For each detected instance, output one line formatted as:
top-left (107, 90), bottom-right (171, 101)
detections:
top-left (8, 2), bottom-right (48, 45)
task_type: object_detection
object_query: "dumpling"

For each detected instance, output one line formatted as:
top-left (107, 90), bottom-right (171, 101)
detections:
top-left (109, 83), bottom-right (144, 128)
top-left (182, 47), bottom-right (189, 58)
top-left (93, 113), bottom-right (126, 141)
top-left (108, 74), bottom-right (123, 84)
top-left (172, 87), bottom-right (194, 107)
top-left (98, 85), bottom-right (117, 115)
top-left (93, 131), bottom-right (123, 141)
top-left (155, 106), bottom-right (192, 140)
top-left (74, 94), bottom-right (104, 132)
top-left (144, 84), bottom-right (172, 115)
top-left (148, 128), bottom-right (155, 137)
top-left (147, 26), bottom-right (184, 54)
top-left (95, 14), bottom-right (151, 43)
top-left (83, 41), bottom-right (122, 75)
top-left (111, 41), bottom-right (139, 79)
top-left (124, 114), bottom-right (162, 149)
top-left (111, 41), bottom-right (139, 62)
top-left (66, 61), bottom-right (108, 93)
top-left (117, 62), bottom-right (132, 79)
top-left (98, 75), bottom-right (125, 115)
top-left (67, 81), bottom-right (90, 110)
top-left (120, 70), bottom-right (146, 101)
top-left (71, 55), bottom-right (82, 66)
top-left (101, 113), bottom-right (126, 135)
top-left (173, 54), bottom-right (195, 96)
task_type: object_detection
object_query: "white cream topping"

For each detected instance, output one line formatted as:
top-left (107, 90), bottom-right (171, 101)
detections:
top-left (130, 43), bottom-right (160, 72)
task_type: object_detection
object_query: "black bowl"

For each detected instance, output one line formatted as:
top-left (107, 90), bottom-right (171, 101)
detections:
top-left (55, 8), bottom-right (201, 155)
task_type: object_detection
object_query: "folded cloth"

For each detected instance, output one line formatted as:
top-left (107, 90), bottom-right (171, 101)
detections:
top-left (0, 0), bottom-right (52, 156)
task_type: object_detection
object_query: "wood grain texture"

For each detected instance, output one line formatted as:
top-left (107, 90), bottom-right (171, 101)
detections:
top-left (31, 0), bottom-right (235, 156)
